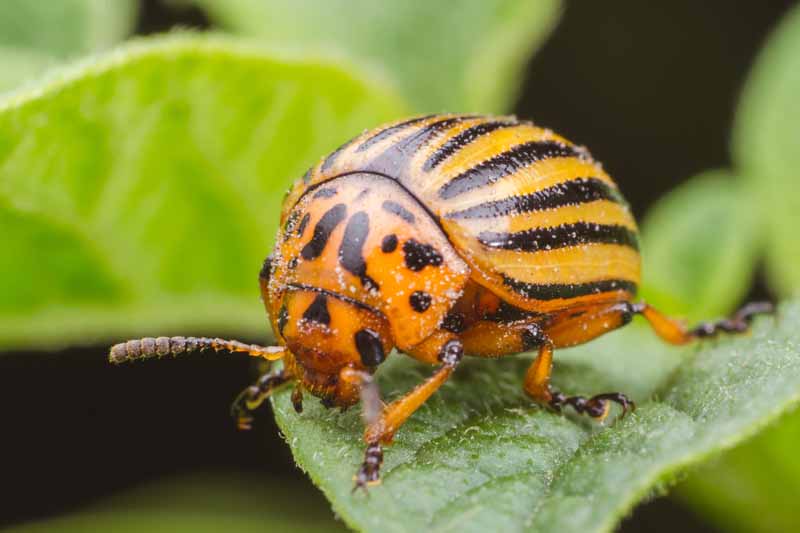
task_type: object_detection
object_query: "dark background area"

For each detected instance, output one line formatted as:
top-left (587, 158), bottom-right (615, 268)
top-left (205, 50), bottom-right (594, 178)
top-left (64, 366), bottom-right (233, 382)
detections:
top-left (3, 0), bottom-right (796, 530)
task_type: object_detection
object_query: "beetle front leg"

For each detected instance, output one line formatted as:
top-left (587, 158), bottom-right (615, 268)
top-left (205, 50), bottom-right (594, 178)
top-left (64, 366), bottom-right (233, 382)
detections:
top-left (341, 337), bottom-right (463, 492)
top-left (231, 368), bottom-right (294, 430)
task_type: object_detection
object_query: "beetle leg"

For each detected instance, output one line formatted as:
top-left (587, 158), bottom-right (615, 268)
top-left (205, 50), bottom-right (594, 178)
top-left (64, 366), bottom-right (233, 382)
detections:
top-left (522, 333), bottom-right (556, 403)
top-left (231, 368), bottom-right (293, 430)
top-left (341, 338), bottom-right (463, 492)
top-left (291, 384), bottom-right (304, 414)
top-left (548, 390), bottom-right (635, 420)
top-left (522, 328), bottom-right (634, 420)
top-left (636, 301), bottom-right (774, 345)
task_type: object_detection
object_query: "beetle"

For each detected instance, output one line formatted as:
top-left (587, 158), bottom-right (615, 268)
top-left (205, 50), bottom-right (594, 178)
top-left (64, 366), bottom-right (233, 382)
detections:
top-left (109, 114), bottom-right (771, 490)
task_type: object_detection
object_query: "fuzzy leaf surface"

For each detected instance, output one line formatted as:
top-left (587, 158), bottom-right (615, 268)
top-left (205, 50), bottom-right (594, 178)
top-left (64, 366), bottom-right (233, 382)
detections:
top-left (273, 304), bottom-right (797, 533)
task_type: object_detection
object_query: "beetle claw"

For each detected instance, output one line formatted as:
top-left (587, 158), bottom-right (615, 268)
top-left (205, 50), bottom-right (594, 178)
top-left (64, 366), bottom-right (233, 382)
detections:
top-left (352, 442), bottom-right (383, 494)
top-left (548, 390), bottom-right (634, 421)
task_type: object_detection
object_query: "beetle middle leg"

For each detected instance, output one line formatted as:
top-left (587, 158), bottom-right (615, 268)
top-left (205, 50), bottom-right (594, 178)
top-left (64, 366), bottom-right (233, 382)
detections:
top-left (341, 334), bottom-right (463, 491)
top-left (522, 329), bottom-right (634, 420)
top-left (459, 305), bottom-right (637, 420)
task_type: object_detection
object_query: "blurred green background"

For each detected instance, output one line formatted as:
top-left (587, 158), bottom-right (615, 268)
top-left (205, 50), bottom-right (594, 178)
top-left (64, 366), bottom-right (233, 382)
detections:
top-left (2, 1), bottom-right (800, 532)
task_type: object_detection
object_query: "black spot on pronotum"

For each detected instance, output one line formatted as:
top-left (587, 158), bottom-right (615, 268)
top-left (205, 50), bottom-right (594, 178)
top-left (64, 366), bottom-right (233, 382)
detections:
top-left (277, 304), bottom-right (289, 336)
top-left (302, 293), bottom-right (331, 326)
top-left (355, 329), bottom-right (385, 367)
top-left (296, 213), bottom-right (311, 237)
top-left (259, 254), bottom-right (274, 283)
top-left (403, 239), bottom-right (444, 271)
top-left (382, 200), bottom-right (416, 223)
top-left (313, 187), bottom-right (338, 199)
top-left (283, 210), bottom-right (301, 240)
top-left (287, 257), bottom-right (299, 270)
top-left (301, 203), bottom-right (347, 260)
top-left (409, 291), bottom-right (432, 313)
top-left (339, 211), bottom-right (379, 291)
top-left (381, 234), bottom-right (398, 253)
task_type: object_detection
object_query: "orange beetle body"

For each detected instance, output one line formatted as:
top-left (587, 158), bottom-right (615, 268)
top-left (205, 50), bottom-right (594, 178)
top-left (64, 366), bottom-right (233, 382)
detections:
top-left (111, 114), bottom-right (770, 489)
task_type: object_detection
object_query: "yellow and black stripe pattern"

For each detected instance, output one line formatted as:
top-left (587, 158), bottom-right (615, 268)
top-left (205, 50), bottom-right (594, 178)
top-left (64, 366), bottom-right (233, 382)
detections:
top-left (283, 114), bottom-right (640, 313)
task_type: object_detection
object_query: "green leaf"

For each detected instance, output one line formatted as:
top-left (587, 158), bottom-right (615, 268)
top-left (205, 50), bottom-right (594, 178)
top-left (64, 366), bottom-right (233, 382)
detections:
top-left (677, 409), bottom-right (800, 533)
top-left (0, 0), bottom-right (137, 58)
top-left (639, 171), bottom-right (760, 322)
top-left (273, 303), bottom-right (797, 533)
top-left (187, 0), bottom-right (562, 112)
top-left (734, 2), bottom-right (800, 296)
top-left (7, 473), bottom-right (345, 532)
top-left (0, 34), bottom-right (406, 349)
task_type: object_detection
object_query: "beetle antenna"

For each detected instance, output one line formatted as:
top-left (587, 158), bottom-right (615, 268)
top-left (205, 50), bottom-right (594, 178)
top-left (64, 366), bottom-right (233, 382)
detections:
top-left (108, 336), bottom-right (285, 364)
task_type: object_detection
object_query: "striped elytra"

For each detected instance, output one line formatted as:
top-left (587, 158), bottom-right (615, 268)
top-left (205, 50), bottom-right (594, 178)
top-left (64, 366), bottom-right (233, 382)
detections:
top-left (110, 113), bottom-right (771, 490)
top-left (264, 112), bottom-right (641, 395)
top-left (277, 113), bottom-right (639, 322)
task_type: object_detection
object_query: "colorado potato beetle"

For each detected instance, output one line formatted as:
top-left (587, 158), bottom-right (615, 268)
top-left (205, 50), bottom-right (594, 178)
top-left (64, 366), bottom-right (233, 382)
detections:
top-left (110, 114), bottom-right (771, 490)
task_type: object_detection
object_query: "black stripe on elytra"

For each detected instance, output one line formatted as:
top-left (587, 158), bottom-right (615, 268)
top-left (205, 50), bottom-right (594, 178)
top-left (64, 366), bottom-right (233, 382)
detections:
top-left (286, 283), bottom-right (380, 315)
top-left (302, 293), bottom-right (331, 326)
top-left (438, 140), bottom-right (580, 200)
top-left (355, 329), bottom-right (385, 367)
top-left (366, 116), bottom-right (477, 175)
top-left (355, 115), bottom-right (438, 153)
top-left (478, 222), bottom-right (639, 252)
top-left (446, 178), bottom-right (624, 220)
top-left (503, 276), bottom-right (638, 301)
top-left (300, 203), bottom-right (347, 260)
top-left (382, 200), bottom-right (416, 223)
top-left (320, 137), bottom-right (358, 173)
top-left (403, 239), bottom-right (444, 271)
top-left (423, 120), bottom-right (516, 171)
top-left (338, 211), bottom-right (379, 291)
top-left (483, 300), bottom-right (542, 323)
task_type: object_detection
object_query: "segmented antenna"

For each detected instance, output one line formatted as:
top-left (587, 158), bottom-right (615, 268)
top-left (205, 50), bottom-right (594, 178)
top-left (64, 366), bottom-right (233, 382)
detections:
top-left (108, 336), bottom-right (285, 364)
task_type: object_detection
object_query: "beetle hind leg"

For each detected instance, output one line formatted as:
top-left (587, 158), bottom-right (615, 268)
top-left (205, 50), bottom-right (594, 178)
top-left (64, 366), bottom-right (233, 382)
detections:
top-left (636, 300), bottom-right (774, 345)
